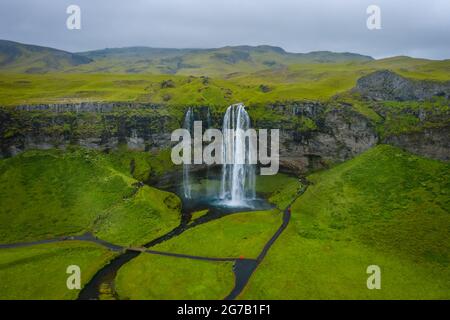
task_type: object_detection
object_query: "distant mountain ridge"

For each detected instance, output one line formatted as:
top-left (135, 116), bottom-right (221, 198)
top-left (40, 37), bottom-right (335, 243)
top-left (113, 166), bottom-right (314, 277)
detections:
top-left (0, 40), bottom-right (374, 75)
top-left (0, 40), bottom-right (92, 73)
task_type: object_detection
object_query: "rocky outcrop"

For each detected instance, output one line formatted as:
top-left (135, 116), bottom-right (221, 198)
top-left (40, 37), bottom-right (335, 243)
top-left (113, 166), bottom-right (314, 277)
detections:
top-left (253, 102), bottom-right (378, 173)
top-left (0, 103), bottom-right (180, 157)
top-left (354, 70), bottom-right (450, 101)
top-left (384, 126), bottom-right (450, 161)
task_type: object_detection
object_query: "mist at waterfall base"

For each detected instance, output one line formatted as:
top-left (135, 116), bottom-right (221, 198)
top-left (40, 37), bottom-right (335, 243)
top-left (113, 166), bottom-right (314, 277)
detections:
top-left (171, 104), bottom-right (272, 215)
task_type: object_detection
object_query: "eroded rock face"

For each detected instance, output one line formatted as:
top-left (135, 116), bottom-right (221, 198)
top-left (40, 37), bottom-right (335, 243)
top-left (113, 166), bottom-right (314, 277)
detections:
top-left (384, 126), bottom-right (450, 161)
top-left (354, 70), bottom-right (450, 101)
top-left (254, 102), bottom-right (378, 173)
top-left (0, 103), bottom-right (181, 157)
top-left (0, 98), bottom-right (447, 174)
top-left (0, 102), bottom-right (379, 173)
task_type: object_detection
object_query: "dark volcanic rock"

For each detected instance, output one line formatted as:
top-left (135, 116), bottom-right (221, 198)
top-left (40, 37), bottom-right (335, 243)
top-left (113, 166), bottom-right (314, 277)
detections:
top-left (354, 70), bottom-right (450, 101)
top-left (1, 100), bottom-right (447, 173)
top-left (384, 126), bottom-right (450, 161)
top-left (0, 103), bottom-right (180, 157)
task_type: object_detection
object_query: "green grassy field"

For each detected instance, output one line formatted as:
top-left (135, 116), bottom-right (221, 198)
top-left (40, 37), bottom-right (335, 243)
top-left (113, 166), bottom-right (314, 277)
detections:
top-left (1, 55), bottom-right (449, 107)
top-left (115, 253), bottom-right (234, 300)
top-left (0, 148), bottom-right (181, 246)
top-left (0, 241), bottom-right (117, 300)
top-left (239, 145), bottom-right (450, 299)
top-left (153, 210), bottom-right (282, 259)
top-left (255, 173), bottom-right (301, 209)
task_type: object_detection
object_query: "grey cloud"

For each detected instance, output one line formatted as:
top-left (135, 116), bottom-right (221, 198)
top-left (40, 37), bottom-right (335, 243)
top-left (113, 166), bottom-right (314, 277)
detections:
top-left (0, 0), bottom-right (449, 59)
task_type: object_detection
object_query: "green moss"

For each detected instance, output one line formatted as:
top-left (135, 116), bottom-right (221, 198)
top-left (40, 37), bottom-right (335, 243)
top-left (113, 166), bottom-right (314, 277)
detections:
top-left (115, 253), bottom-right (234, 300)
top-left (239, 145), bottom-right (450, 299)
top-left (0, 148), bottom-right (180, 246)
top-left (376, 99), bottom-right (449, 138)
top-left (295, 116), bottom-right (317, 132)
top-left (0, 241), bottom-right (117, 300)
top-left (190, 209), bottom-right (209, 222)
top-left (153, 210), bottom-right (282, 259)
top-left (255, 173), bottom-right (301, 208)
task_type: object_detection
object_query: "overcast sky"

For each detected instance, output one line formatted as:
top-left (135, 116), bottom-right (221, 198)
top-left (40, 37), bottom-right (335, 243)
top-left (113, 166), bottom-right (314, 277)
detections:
top-left (1, 0), bottom-right (449, 59)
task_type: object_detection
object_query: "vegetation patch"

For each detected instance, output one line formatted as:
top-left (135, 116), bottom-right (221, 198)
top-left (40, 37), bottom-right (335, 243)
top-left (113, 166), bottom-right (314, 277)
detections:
top-left (0, 148), bottom-right (181, 246)
top-left (115, 253), bottom-right (234, 300)
top-left (239, 145), bottom-right (450, 299)
top-left (153, 210), bottom-right (282, 259)
top-left (0, 241), bottom-right (117, 300)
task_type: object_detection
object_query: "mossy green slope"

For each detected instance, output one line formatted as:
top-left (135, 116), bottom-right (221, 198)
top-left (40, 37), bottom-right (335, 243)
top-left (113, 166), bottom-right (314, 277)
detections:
top-left (239, 145), bottom-right (450, 299)
top-left (0, 40), bottom-right (92, 74)
top-left (255, 173), bottom-right (301, 209)
top-left (153, 210), bottom-right (282, 259)
top-left (115, 253), bottom-right (234, 300)
top-left (0, 241), bottom-right (116, 300)
top-left (0, 148), bottom-right (180, 246)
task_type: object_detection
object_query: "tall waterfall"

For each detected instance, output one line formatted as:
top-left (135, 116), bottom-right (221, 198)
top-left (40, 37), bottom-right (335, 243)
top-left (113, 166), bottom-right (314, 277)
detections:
top-left (183, 107), bottom-right (194, 199)
top-left (220, 103), bottom-right (256, 205)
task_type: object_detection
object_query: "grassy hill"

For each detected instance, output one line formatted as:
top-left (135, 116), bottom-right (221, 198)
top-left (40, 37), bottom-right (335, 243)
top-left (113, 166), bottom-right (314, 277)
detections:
top-left (0, 40), bottom-right (373, 76)
top-left (0, 40), bottom-right (92, 74)
top-left (73, 45), bottom-right (373, 76)
top-left (0, 147), bottom-right (181, 246)
top-left (239, 145), bottom-right (450, 299)
top-left (0, 241), bottom-right (116, 300)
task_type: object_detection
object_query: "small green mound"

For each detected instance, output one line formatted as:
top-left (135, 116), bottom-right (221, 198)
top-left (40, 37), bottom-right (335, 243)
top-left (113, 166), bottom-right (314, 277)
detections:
top-left (0, 241), bottom-right (116, 300)
top-left (115, 253), bottom-right (234, 300)
top-left (0, 148), bottom-right (181, 246)
top-left (153, 210), bottom-right (282, 259)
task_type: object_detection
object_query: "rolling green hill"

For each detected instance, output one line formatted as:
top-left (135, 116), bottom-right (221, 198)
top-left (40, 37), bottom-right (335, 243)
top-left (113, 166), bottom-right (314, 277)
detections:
top-left (0, 40), bottom-right (92, 74)
top-left (0, 40), bottom-right (373, 76)
top-left (239, 145), bottom-right (450, 299)
top-left (0, 147), bottom-right (181, 246)
top-left (73, 45), bottom-right (374, 76)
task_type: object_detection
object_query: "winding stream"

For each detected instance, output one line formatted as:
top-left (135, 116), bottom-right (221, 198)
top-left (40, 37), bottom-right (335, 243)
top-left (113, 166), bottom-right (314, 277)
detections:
top-left (76, 170), bottom-right (307, 300)
top-left (0, 168), bottom-right (306, 300)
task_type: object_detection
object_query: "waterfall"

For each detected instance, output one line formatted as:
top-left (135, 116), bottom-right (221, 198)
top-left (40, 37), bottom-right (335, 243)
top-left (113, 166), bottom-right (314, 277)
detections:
top-left (183, 107), bottom-right (194, 199)
top-left (220, 103), bottom-right (256, 205)
top-left (205, 108), bottom-right (212, 196)
top-left (130, 129), bottom-right (138, 144)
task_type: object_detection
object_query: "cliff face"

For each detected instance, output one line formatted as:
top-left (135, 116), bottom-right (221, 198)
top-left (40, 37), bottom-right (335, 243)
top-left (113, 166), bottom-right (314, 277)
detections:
top-left (251, 102), bottom-right (378, 173)
top-left (1, 100), bottom-right (448, 173)
top-left (384, 126), bottom-right (450, 161)
top-left (1, 70), bottom-right (448, 172)
top-left (354, 70), bottom-right (450, 101)
top-left (0, 101), bottom-right (378, 173)
top-left (0, 103), bottom-right (181, 156)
